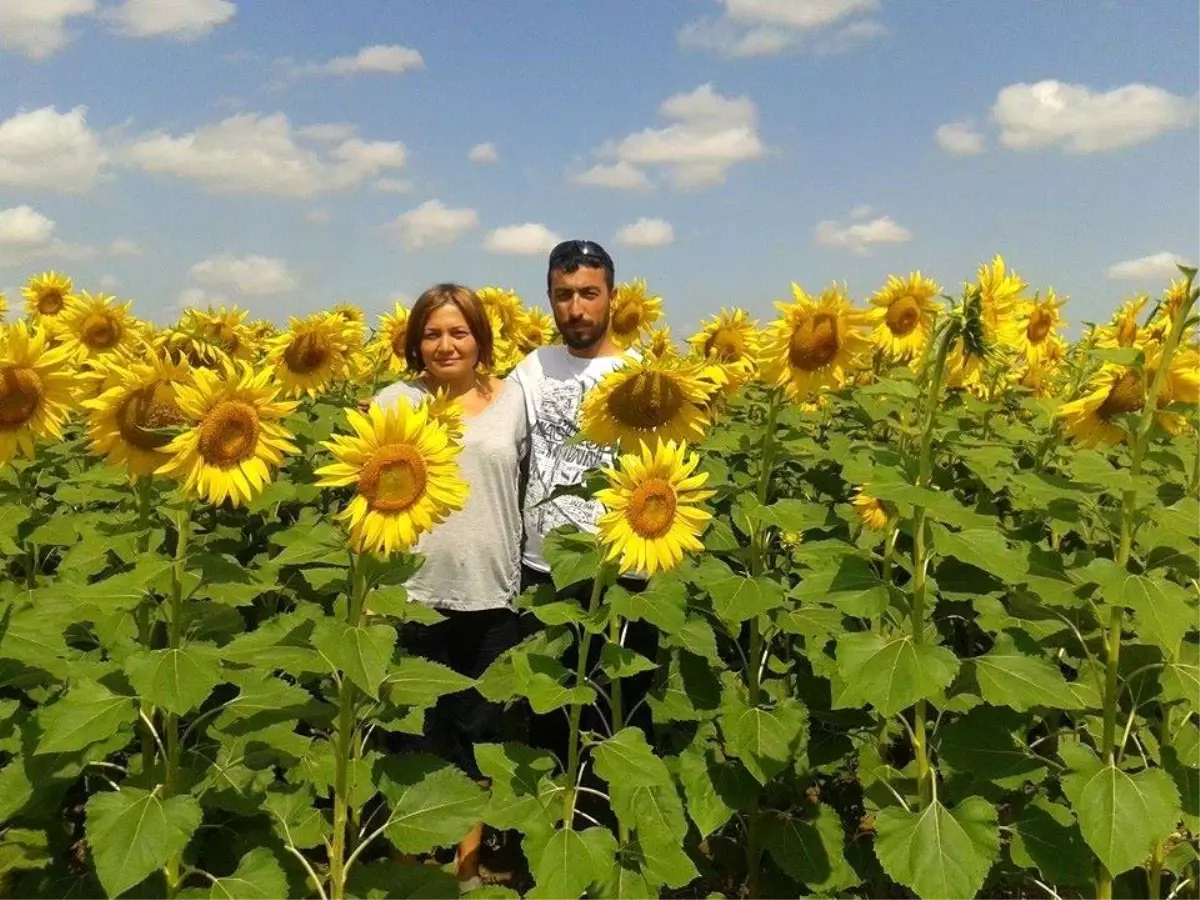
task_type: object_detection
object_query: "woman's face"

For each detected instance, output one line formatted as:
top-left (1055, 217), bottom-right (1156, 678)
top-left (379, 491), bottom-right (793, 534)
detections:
top-left (420, 303), bottom-right (479, 383)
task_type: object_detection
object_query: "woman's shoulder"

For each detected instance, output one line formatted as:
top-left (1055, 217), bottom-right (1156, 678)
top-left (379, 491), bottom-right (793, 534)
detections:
top-left (374, 379), bottom-right (426, 409)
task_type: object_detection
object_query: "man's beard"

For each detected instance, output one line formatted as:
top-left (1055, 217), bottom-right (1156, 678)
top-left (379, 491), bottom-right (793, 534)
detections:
top-left (559, 314), bottom-right (609, 350)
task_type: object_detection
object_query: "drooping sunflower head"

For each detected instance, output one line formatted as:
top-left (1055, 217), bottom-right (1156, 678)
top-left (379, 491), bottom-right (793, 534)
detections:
top-left (595, 439), bottom-right (715, 577)
top-left (0, 293), bottom-right (7, 322)
top-left (83, 355), bottom-right (191, 478)
top-left (868, 272), bottom-right (942, 363)
top-left (515, 307), bottom-right (557, 353)
top-left (580, 355), bottom-right (716, 450)
top-left (156, 363), bottom-right (299, 507)
top-left (610, 279), bottom-right (664, 348)
top-left (267, 313), bottom-right (353, 398)
top-left (0, 321), bottom-right (78, 465)
top-left (1056, 365), bottom-right (1145, 447)
top-left (689, 308), bottom-right (762, 368)
top-left (971, 255), bottom-right (1026, 340)
top-left (851, 489), bottom-right (892, 532)
top-left (758, 282), bottom-right (871, 401)
top-left (316, 398), bottom-right (469, 557)
top-left (58, 291), bottom-right (141, 361)
top-left (248, 319), bottom-right (278, 342)
top-left (168, 306), bottom-right (254, 368)
top-left (639, 325), bottom-right (680, 363)
top-left (423, 388), bottom-right (466, 443)
top-left (370, 302), bottom-right (411, 375)
top-left (1009, 289), bottom-right (1067, 365)
top-left (1095, 294), bottom-right (1148, 350)
top-left (476, 287), bottom-right (524, 336)
top-left (22, 271), bottom-right (76, 328)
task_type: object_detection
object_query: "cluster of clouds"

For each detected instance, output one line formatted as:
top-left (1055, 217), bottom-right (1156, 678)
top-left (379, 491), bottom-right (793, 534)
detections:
top-left (677, 0), bottom-right (886, 59)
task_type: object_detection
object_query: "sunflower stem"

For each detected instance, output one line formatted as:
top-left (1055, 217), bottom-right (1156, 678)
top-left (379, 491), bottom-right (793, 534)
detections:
top-left (162, 501), bottom-right (193, 900)
top-left (564, 564), bottom-right (612, 830)
top-left (330, 554), bottom-right (368, 900)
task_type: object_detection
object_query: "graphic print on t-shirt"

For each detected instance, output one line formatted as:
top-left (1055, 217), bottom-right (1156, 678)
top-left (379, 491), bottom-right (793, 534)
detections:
top-left (525, 374), bottom-right (614, 539)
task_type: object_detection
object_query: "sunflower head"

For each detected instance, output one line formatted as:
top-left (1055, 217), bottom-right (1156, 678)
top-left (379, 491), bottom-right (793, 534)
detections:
top-left (316, 398), bottom-right (469, 557)
top-left (689, 308), bottom-right (762, 369)
top-left (0, 321), bottom-right (77, 464)
top-left (476, 287), bottom-right (524, 336)
top-left (170, 306), bottom-right (254, 368)
top-left (1056, 365), bottom-right (1146, 447)
top-left (580, 355), bottom-right (716, 450)
top-left (515, 307), bottom-right (557, 353)
top-left (595, 439), bottom-right (714, 576)
top-left (640, 326), bottom-right (680, 363)
top-left (610, 279), bottom-right (664, 348)
top-left (868, 273), bottom-right (941, 363)
top-left (851, 489), bottom-right (891, 532)
top-left (156, 362), bottom-right (299, 507)
top-left (972, 254), bottom-right (1026, 339)
top-left (83, 355), bottom-right (191, 477)
top-left (1010, 289), bottom-right (1066, 362)
top-left (248, 319), bottom-right (278, 342)
top-left (370, 302), bottom-right (411, 375)
top-left (59, 291), bottom-right (141, 361)
top-left (267, 313), bottom-right (353, 398)
top-left (758, 283), bottom-right (871, 401)
top-left (0, 292), bottom-right (7, 322)
top-left (22, 271), bottom-right (76, 327)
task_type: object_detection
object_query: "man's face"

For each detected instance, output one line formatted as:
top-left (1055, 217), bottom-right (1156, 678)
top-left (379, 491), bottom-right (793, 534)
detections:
top-left (548, 266), bottom-right (611, 350)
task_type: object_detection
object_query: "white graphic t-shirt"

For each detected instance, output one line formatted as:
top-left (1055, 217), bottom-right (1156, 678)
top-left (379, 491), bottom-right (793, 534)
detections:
top-left (511, 344), bottom-right (628, 573)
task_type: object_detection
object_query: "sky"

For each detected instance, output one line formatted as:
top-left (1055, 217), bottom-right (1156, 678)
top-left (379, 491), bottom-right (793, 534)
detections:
top-left (0, 0), bottom-right (1197, 336)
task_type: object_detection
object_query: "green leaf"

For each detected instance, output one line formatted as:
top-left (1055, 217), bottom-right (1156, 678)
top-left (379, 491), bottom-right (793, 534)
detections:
top-left (1088, 564), bottom-right (1196, 655)
top-left (85, 788), bottom-right (203, 898)
top-left (312, 621), bottom-right (396, 699)
top-left (264, 786), bottom-right (329, 849)
top-left (661, 614), bottom-right (720, 662)
top-left (592, 727), bottom-right (674, 790)
top-left (378, 756), bottom-right (487, 854)
top-left (970, 633), bottom-right (1092, 712)
top-left (791, 556), bottom-right (889, 619)
top-left (213, 677), bottom-right (328, 735)
top-left (35, 680), bottom-right (137, 755)
top-left (930, 523), bottom-right (1024, 582)
top-left (676, 737), bottom-right (758, 836)
top-left (936, 707), bottom-right (1047, 790)
top-left (834, 632), bottom-right (959, 717)
top-left (1061, 744), bottom-right (1182, 877)
top-left (27, 516), bottom-right (79, 546)
top-left (597, 644), bottom-right (657, 679)
top-left (381, 656), bottom-right (472, 709)
top-left (624, 785), bottom-right (698, 889)
top-left (594, 859), bottom-right (653, 900)
top-left (205, 847), bottom-right (287, 900)
top-left (1160, 641), bottom-right (1199, 707)
top-left (761, 804), bottom-right (857, 892)
top-left (345, 861), bottom-right (459, 899)
top-left (0, 827), bottom-right (51, 878)
top-left (510, 649), bottom-right (594, 714)
top-left (607, 578), bottom-right (686, 635)
top-left (271, 520), bottom-right (347, 567)
top-left (527, 827), bottom-right (616, 900)
top-left (874, 796), bottom-right (1000, 900)
top-left (755, 498), bottom-right (829, 532)
top-left (542, 528), bottom-right (601, 592)
top-left (473, 742), bottom-right (563, 841)
top-left (702, 558), bottom-right (784, 625)
top-left (647, 649), bottom-right (721, 724)
top-left (1009, 797), bottom-right (1095, 887)
top-left (719, 687), bottom-right (805, 785)
top-left (124, 642), bottom-right (224, 716)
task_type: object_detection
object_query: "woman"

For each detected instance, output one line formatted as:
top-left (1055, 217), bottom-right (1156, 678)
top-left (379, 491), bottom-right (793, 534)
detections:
top-left (373, 283), bottom-right (527, 889)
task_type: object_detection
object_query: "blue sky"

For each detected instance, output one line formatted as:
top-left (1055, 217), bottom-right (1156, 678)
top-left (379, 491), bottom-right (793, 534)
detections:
top-left (0, 0), bottom-right (1196, 336)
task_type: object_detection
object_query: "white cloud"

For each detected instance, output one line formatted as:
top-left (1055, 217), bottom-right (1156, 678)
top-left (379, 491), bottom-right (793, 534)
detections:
top-left (303, 43), bottom-right (424, 77)
top-left (104, 0), bottom-right (235, 38)
top-left (1107, 252), bottom-right (1193, 281)
top-left (298, 123), bottom-right (358, 143)
top-left (0, 106), bottom-right (108, 193)
top-left (991, 80), bottom-right (1197, 154)
top-left (814, 212), bottom-right (912, 254)
top-left (188, 253), bottom-right (297, 295)
top-left (123, 112), bottom-right (407, 196)
top-left (0, 204), bottom-right (94, 266)
top-left (385, 200), bottom-right (478, 250)
top-left (935, 121), bottom-right (986, 156)
top-left (305, 209), bottom-right (330, 225)
top-left (372, 177), bottom-right (413, 194)
top-left (570, 161), bottom-right (654, 191)
top-left (484, 223), bottom-right (561, 256)
top-left (679, 0), bottom-right (881, 57)
top-left (615, 218), bottom-right (675, 248)
top-left (593, 84), bottom-right (765, 191)
top-left (107, 237), bottom-right (143, 256)
top-left (468, 141), bottom-right (499, 165)
top-left (0, 0), bottom-right (94, 60)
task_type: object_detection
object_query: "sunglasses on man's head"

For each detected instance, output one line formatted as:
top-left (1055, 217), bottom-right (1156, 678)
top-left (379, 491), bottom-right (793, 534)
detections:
top-left (549, 240), bottom-right (610, 264)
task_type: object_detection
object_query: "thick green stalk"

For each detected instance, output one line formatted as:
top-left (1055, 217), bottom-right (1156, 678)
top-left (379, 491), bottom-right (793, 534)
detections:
top-left (330, 556), bottom-right (367, 900)
top-left (1147, 841), bottom-right (1164, 900)
top-left (607, 614), bottom-right (628, 845)
top-left (564, 566), bottom-right (611, 829)
top-left (163, 504), bottom-right (193, 899)
top-left (134, 477), bottom-right (156, 775)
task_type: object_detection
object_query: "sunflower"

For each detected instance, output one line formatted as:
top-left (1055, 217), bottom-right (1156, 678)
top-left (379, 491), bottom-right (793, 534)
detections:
top-left (580, 355), bottom-right (716, 450)
top-left (758, 283), bottom-right (871, 401)
top-left (0, 322), bottom-right (77, 464)
top-left (156, 363), bottom-right (298, 507)
top-left (1013, 340), bottom-right (1065, 399)
top-left (974, 255), bottom-right (1026, 340)
top-left (369, 302), bottom-right (411, 375)
top-left (640, 326), bottom-right (679, 363)
top-left (515, 307), bottom-right (557, 353)
top-left (1057, 366), bottom-right (1145, 447)
top-left (248, 319), bottom-right (278, 342)
top-left (595, 439), bottom-right (714, 577)
top-left (867, 272), bottom-right (941, 363)
top-left (477, 287), bottom-right (523, 335)
top-left (1146, 343), bottom-right (1200, 408)
top-left (1008, 289), bottom-right (1067, 365)
top-left (58, 292), bottom-right (141, 362)
top-left (266, 313), bottom-right (354, 398)
top-left (330, 304), bottom-right (367, 350)
top-left (851, 489), bottom-right (891, 532)
top-left (83, 355), bottom-right (191, 477)
top-left (0, 292), bottom-right (7, 322)
top-left (1095, 295), bottom-right (1148, 350)
top-left (22, 271), bottom-right (76, 331)
top-left (610, 279), bottom-right (664, 349)
top-left (315, 398), bottom-right (469, 556)
top-left (164, 306), bottom-right (255, 368)
top-left (689, 308), bottom-right (761, 369)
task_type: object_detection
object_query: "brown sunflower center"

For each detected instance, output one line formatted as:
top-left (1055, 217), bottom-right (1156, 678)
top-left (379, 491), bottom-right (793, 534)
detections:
top-left (885, 296), bottom-right (921, 337)
top-left (116, 382), bottom-right (183, 451)
top-left (606, 372), bottom-right (686, 429)
top-left (787, 313), bottom-right (839, 371)
top-left (283, 332), bottom-right (331, 375)
top-left (197, 400), bottom-right (260, 468)
top-left (81, 312), bottom-right (122, 351)
top-left (706, 328), bottom-right (743, 362)
top-left (627, 478), bottom-right (677, 539)
top-left (611, 303), bottom-right (643, 337)
top-left (37, 290), bottom-right (65, 316)
top-left (358, 444), bottom-right (428, 513)
top-left (1027, 308), bottom-right (1053, 344)
top-left (0, 367), bottom-right (42, 430)
top-left (1097, 373), bottom-right (1144, 421)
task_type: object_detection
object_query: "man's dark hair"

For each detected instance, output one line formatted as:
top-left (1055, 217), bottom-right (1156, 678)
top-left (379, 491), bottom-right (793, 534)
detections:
top-left (546, 239), bottom-right (615, 292)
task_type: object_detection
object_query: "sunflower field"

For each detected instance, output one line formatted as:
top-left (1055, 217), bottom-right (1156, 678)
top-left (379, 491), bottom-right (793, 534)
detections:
top-left (0, 260), bottom-right (1197, 900)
